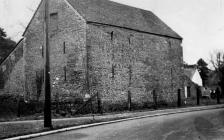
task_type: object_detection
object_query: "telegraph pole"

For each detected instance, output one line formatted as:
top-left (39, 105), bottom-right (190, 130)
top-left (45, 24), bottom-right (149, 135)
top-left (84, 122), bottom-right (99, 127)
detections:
top-left (44, 0), bottom-right (52, 128)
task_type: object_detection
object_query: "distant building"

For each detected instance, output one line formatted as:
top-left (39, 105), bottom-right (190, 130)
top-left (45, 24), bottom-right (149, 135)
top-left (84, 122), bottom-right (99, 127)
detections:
top-left (0, 0), bottom-right (183, 110)
top-left (183, 64), bottom-right (202, 98)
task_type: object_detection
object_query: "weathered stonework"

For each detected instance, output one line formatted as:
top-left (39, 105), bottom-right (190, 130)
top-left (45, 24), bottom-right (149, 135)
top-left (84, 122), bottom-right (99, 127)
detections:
top-left (0, 0), bottom-right (184, 111)
top-left (0, 39), bottom-right (25, 96)
top-left (23, 0), bottom-right (87, 101)
top-left (86, 24), bottom-right (183, 107)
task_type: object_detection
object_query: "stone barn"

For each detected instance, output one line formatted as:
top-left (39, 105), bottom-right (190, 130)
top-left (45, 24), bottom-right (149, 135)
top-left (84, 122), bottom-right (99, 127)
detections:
top-left (0, 0), bottom-right (183, 111)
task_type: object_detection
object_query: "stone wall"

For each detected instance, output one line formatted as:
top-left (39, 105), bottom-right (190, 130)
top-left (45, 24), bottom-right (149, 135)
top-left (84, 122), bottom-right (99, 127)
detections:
top-left (0, 39), bottom-right (25, 96)
top-left (23, 0), bottom-right (87, 101)
top-left (86, 23), bottom-right (184, 108)
top-left (21, 0), bottom-right (184, 110)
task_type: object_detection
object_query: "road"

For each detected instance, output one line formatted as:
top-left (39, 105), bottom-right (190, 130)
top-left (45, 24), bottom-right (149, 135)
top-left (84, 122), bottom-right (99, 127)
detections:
top-left (31, 108), bottom-right (224, 140)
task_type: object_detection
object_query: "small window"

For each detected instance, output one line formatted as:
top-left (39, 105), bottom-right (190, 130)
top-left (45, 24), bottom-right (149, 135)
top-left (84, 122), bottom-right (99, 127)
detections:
top-left (64, 66), bottom-right (67, 81)
top-left (111, 64), bottom-right (115, 78)
top-left (128, 65), bottom-right (132, 85)
top-left (63, 42), bottom-right (66, 54)
top-left (168, 40), bottom-right (172, 48)
top-left (111, 31), bottom-right (114, 41)
top-left (128, 34), bottom-right (133, 45)
top-left (187, 86), bottom-right (191, 97)
top-left (40, 46), bottom-right (44, 57)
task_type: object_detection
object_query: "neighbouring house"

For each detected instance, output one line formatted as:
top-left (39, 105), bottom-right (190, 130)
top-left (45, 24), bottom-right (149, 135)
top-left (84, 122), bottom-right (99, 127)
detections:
top-left (0, 0), bottom-right (183, 111)
top-left (183, 64), bottom-right (202, 98)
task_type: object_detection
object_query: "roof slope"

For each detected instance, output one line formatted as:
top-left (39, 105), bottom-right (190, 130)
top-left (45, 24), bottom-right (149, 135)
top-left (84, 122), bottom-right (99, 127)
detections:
top-left (184, 66), bottom-right (202, 86)
top-left (67, 0), bottom-right (182, 39)
top-left (184, 68), bottom-right (196, 80)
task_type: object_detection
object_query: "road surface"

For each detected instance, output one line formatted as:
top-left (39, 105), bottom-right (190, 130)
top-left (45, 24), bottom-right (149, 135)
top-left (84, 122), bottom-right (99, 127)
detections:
top-left (31, 108), bottom-right (224, 140)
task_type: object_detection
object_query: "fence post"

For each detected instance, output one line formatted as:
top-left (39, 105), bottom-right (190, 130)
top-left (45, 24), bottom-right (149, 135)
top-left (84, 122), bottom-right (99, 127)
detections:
top-left (177, 89), bottom-right (181, 107)
top-left (153, 90), bottom-right (157, 109)
top-left (97, 92), bottom-right (102, 114)
top-left (17, 97), bottom-right (22, 117)
top-left (196, 87), bottom-right (200, 106)
top-left (128, 91), bottom-right (132, 111)
top-left (90, 97), bottom-right (95, 120)
top-left (216, 88), bottom-right (220, 104)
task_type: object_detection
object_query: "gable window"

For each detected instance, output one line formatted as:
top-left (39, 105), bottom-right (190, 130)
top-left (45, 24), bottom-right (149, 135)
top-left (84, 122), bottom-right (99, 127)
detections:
top-left (50, 12), bottom-right (58, 34)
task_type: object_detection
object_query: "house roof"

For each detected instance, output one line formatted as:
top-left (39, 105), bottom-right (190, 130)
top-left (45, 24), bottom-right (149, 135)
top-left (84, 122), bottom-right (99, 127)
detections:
top-left (184, 65), bottom-right (203, 86)
top-left (184, 68), bottom-right (196, 80)
top-left (67, 0), bottom-right (182, 39)
top-left (184, 64), bottom-right (198, 79)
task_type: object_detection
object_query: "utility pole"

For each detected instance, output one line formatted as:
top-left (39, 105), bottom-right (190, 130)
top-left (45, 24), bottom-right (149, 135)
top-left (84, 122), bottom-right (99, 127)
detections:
top-left (44, 0), bottom-right (52, 128)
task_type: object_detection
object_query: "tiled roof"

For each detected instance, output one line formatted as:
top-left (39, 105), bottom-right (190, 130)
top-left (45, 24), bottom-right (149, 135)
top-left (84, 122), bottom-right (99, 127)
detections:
top-left (67, 0), bottom-right (182, 39)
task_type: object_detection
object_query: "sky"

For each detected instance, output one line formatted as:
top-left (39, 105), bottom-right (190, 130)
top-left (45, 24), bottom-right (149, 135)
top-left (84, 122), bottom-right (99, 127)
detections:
top-left (0, 0), bottom-right (224, 65)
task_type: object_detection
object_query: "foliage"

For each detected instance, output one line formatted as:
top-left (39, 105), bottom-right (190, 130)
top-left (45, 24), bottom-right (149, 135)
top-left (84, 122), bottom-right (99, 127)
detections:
top-left (197, 58), bottom-right (210, 86)
top-left (210, 51), bottom-right (224, 71)
top-left (0, 94), bottom-right (18, 118)
top-left (210, 51), bottom-right (224, 95)
top-left (0, 27), bottom-right (16, 64)
top-left (0, 28), bottom-right (6, 38)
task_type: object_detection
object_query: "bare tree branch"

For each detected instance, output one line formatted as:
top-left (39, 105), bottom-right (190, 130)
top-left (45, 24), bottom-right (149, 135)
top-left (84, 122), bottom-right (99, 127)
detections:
top-left (210, 50), bottom-right (224, 71)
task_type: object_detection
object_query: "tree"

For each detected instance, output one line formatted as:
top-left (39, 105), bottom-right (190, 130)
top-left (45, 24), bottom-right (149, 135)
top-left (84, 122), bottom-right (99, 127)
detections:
top-left (210, 51), bottom-right (224, 96)
top-left (0, 27), bottom-right (16, 63)
top-left (0, 27), bottom-right (6, 39)
top-left (197, 58), bottom-right (210, 86)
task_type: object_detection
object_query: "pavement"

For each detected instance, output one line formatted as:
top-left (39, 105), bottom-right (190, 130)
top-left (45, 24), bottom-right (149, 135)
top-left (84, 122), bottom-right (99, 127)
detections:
top-left (4, 104), bottom-right (224, 140)
top-left (30, 108), bottom-right (224, 140)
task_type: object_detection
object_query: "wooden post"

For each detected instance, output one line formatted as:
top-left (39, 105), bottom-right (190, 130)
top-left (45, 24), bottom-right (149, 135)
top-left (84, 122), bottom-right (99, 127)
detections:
top-left (177, 89), bottom-right (181, 107)
top-left (216, 87), bottom-right (221, 104)
top-left (153, 90), bottom-right (157, 109)
top-left (97, 92), bottom-right (102, 114)
top-left (44, 0), bottom-right (52, 128)
top-left (196, 87), bottom-right (200, 106)
top-left (128, 65), bottom-right (132, 111)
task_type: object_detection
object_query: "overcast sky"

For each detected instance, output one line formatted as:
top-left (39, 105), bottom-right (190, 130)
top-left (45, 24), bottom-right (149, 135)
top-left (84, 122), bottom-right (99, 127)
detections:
top-left (0, 0), bottom-right (224, 65)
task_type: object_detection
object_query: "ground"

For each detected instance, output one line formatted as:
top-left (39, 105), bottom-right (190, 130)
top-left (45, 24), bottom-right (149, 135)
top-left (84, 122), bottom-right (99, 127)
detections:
top-left (30, 108), bottom-right (224, 140)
